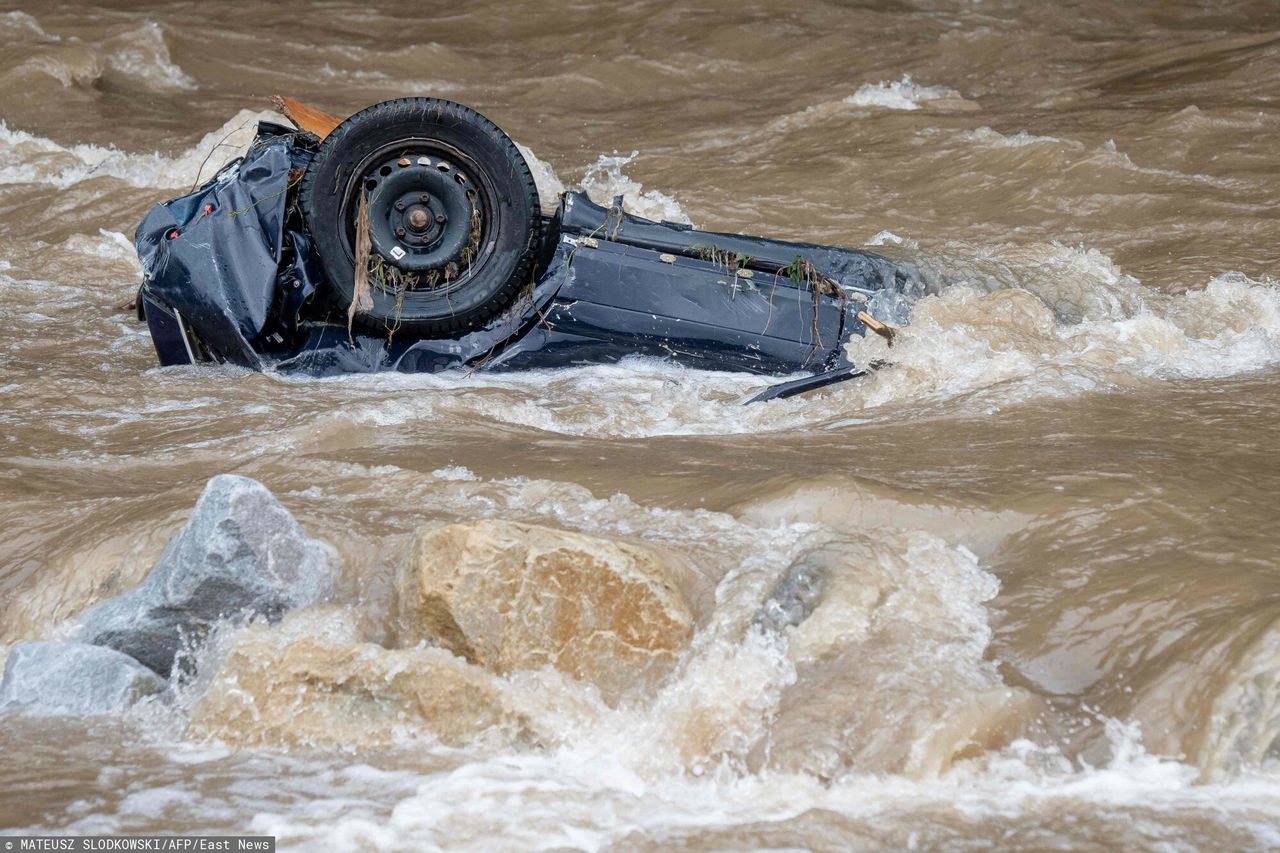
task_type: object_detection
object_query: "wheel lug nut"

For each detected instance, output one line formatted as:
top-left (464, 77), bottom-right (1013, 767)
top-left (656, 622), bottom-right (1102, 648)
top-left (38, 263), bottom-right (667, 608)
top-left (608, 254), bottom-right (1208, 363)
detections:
top-left (395, 227), bottom-right (406, 237)
top-left (394, 201), bottom-right (406, 211)
top-left (435, 214), bottom-right (446, 224)
top-left (419, 194), bottom-right (430, 204)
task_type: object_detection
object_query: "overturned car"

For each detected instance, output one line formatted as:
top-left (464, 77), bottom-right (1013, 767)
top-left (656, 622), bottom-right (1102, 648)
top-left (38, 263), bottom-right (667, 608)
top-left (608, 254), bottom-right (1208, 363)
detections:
top-left (135, 97), bottom-right (912, 401)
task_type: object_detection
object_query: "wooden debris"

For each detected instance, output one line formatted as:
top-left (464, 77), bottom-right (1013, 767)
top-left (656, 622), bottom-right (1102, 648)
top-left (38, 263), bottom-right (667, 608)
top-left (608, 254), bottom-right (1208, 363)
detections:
top-left (348, 193), bottom-right (374, 338)
top-left (271, 95), bottom-right (343, 140)
top-left (856, 310), bottom-right (897, 346)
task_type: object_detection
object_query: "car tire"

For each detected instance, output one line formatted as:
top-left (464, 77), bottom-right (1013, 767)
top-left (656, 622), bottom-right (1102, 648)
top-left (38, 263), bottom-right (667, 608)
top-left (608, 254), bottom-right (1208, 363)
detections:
top-left (299, 97), bottom-right (541, 337)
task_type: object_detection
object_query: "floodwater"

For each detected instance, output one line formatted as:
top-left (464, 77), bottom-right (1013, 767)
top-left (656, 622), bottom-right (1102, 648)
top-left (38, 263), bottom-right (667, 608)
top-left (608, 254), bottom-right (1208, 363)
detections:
top-left (2, 0), bottom-right (1279, 849)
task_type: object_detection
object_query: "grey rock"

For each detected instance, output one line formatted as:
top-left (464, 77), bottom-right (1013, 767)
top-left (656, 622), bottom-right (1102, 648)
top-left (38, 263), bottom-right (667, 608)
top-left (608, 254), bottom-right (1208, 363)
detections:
top-left (0, 641), bottom-right (166, 715)
top-left (755, 545), bottom-right (834, 633)
top-left (78, 475), bottom-right (335, 678)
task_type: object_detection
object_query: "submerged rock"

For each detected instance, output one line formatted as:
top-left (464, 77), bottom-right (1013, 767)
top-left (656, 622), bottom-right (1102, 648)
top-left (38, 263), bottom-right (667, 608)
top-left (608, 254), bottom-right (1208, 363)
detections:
top-left (0, 641), bottom-right (166, 715)
top-left (755, 545), bottom-right (841, 633)
top-left (191, 609), bottom-right (532, 748)
top-left (753, 532), bottom-right (1041, 780)
top-left (77, 475), bottom-right (336, 678)
top-left (397, 519), bottom-right (694, 704)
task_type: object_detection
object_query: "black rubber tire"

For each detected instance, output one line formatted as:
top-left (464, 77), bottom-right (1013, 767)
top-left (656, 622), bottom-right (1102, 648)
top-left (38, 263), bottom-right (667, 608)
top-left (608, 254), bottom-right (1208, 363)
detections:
top-left (299, 98), bottom-right (541, 337)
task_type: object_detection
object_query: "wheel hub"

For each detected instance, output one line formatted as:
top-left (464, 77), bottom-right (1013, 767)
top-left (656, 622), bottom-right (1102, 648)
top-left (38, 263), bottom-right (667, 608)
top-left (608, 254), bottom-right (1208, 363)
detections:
top-left (406, 207), bottom-right (431, 231)
top-left (360, 155), bottom-right (480, 276)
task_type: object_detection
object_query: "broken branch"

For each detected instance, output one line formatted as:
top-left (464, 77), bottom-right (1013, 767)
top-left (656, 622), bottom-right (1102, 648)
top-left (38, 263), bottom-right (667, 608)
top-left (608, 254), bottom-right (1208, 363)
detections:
top-left (856, 310), bottom-right (897, 346)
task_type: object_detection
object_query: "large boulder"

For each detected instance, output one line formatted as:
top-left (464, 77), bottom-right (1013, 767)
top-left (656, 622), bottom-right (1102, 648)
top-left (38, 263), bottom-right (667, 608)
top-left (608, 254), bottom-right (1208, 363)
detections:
top-left (397, 519), bottom-right (694, 705)
top-left (0, 641), bottom-right (166, 715)
top-left (190, 610), bottom-right (532, 748)
top-left (77, 475), bottom-right (336, 677)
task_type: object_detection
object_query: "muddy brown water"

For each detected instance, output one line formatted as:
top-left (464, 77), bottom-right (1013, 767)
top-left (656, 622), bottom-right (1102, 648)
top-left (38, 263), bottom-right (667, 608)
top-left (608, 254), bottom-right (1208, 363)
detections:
top-left (2, 1), bottom-right (1280, 849)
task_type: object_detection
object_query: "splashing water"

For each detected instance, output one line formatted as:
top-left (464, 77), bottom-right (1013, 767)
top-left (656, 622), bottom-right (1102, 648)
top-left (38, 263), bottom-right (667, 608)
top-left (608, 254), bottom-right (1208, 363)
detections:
top-left (578, 151), bottom-right (692, 224)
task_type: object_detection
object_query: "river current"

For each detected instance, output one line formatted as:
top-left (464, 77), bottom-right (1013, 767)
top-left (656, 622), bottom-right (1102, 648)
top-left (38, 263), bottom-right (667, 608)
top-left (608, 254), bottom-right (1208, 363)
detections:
top-left (1, 2), bottom-right (1279, 849)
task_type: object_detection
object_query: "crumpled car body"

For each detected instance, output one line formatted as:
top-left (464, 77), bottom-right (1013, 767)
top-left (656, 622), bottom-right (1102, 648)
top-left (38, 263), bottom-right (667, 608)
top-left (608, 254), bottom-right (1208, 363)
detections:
top-left (135, 120), bottom-right (911, 400)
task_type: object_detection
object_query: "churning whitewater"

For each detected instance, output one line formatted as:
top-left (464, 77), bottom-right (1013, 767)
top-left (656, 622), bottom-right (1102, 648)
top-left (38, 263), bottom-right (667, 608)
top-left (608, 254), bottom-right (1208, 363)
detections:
top-left (2, 1), bottom-right (1280, 850)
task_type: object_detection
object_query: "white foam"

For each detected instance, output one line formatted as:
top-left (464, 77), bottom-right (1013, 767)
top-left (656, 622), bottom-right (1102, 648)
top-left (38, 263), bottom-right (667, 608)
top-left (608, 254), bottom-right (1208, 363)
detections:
top-left (841, 250), bottom-right (1280, 414)
top-left (0, 109), bottom-right (274, 189)
top-left (271, 724), bottom-right (1280, 851)
top-left (867, 229), bottom-right (917, 248)
top-left (103, 23), bottom-right (196, 91)
top-left (960, 127), bottom-right (1069, 148)
top-left (515, 142), bottom-right (565, 212)
top-left (429, 466), bottom-right (479, 482)
top-left (578, 151), bottom-right (692, 224)
top-left (844, 75), bottom-right (963, 111)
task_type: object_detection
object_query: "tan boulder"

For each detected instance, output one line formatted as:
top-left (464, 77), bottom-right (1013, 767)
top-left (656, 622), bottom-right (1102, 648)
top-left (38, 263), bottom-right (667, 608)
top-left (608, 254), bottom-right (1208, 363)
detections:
top-left (397, 519), bottom-right (694, 704)
top-left (190, 609), bottom-right (532, 749)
